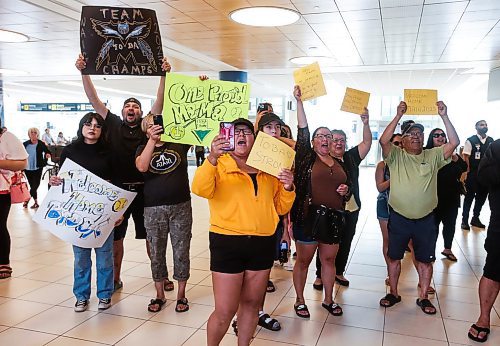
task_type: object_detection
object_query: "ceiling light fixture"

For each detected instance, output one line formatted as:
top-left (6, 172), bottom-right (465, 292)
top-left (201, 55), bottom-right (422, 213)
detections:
top-left (0, 29), bottom-right (29, 43)
top-left (229, 6), bottom-right (300, 27)
top-left (289, 56), bottom-right (337, 66)
top-left (0, 68), bottom-right (29, 75)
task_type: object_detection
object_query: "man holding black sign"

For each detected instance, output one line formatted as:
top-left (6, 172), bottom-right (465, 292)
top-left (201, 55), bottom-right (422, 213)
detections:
top-left (75, 54), bottom-right (170, 293)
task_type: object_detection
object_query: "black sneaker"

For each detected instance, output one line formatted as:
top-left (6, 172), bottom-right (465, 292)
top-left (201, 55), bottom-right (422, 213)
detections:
top-left (471, 218), bottom-right (486, 229)
top-left (98, 298), bottom-right (111, 310)
top-left (74, 299), bottom-right (89, 312)
top-left (461, 222), bottom-right (470, 230)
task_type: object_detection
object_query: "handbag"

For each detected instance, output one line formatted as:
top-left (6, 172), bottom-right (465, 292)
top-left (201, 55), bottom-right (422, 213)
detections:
top-left (0, 171), bottom-right (30, 204)
top-left (305, 204), bottom-right (345, 244)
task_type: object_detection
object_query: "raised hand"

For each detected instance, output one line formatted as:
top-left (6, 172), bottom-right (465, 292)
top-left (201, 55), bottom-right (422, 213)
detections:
top-left (75, 53), bottom-right (86, 71)
top-left (360, 107), bottom-right (369, 125)
top-left (436, 101), bottom-right (447, 117)
top-left (293, 85), bottom-right (302, 102)
top-left (396, 101), bottom-right (407, 117)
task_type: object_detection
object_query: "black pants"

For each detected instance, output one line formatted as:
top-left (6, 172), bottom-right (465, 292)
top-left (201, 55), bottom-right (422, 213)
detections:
top-left (25, 168), bottom-right (43, 200)
top-left (435, 205), bottom-right (459, 250)
top-left (462, 172), bottom-right (488, 222)
top-left (316, 210), bottom-right (359, 278)
top-left (195, 151), bottom-right (205, 167)
top-left (0, 194), bottom-right (11, 264)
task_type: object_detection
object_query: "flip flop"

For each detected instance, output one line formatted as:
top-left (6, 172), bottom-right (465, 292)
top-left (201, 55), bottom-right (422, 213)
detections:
top-left (418, 283), bottom-right (436, 295)
top-left (164, 278), bottom-right (174, 292)
top-left (294, 303), bottom-right (310, 318)
top-left (468, 323), bottom-right (490, 343)
top-left (258, 313), bottom-right (281, 331)
top-left (147, 298), bottom-right (166, 312)
top-left (441, 251), bottom-right (458, 262)
top-left (322, 302), bottom-right (343, 316)
top-left (416, 298), bottom-right (437, 315)
top-left (175, 297), bottom-right (189, 313)
top-left (266, 280), bottom-right (276, 293)
top-left (0, 265), bottom-right (12, 279)
top-left (379, 293), bottom-right (401, 307)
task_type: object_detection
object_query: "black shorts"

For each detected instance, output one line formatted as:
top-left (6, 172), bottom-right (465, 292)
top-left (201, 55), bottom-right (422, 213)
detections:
top-left (209, 232), bottom-right (275, 274)
top-left (387, 208), bottom-right (438, 263)
top-left (483, 232), bottom-right (500, 283)
top-left (113, 184), bottom-right (146, 240)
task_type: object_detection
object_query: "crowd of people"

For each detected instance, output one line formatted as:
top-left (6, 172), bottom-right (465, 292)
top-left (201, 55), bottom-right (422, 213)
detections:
top-left (0, 55), bottom-right (498, 345)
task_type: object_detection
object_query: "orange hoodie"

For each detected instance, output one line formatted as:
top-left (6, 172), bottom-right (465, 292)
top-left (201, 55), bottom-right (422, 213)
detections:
top-left (191, 154), bottom-right (295, 236)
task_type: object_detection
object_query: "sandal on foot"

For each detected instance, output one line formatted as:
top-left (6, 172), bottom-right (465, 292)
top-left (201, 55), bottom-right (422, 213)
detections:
top-left (147, 298), bottom-right (166, 312)
top-left (441, 251), bottom-right (458, 262)
top-left (164, 278), bottom-right (174, 292)
top-left (335, 276), bottom-right (349, 287)
top-left (294, 303), bottom-right (310, 318)
top-left (266, 280), bottom-right (276, 293)
top-left (322, 302), bottom-right (343, 316)
top-left (258, 313), bottom-right (281, 331)
top-left (175, 297), bottom-right (189, 313)
top-left (0, 265), bottom-right (12, 279)
top-left (416, 298), bottom-right (436, 315)
top-left (380, 293), bottom-right (401, 307)
top-left (30, 203), bottom-right (39, 209)
top-left (468, 323), bottom-right (490, 343)
top-left (313, 278), bottom-right (323, 291)
top-left (417, 283), bottom-right (436, 295)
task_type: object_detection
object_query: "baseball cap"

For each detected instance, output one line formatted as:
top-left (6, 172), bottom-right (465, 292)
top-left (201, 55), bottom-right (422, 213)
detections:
top-left (401, 120), bottom-right (424, 136)
top-left (123, 97), bottom-right (142, 109)
top-left (258, 112), bottom-right (284, 129)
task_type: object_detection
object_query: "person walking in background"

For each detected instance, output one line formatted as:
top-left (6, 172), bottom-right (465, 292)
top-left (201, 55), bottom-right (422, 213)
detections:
top-left (461, 120), bottom-right (494, 230)
top-left (49, 113), bottom-right (115, 312)
top-left (23, 127), bottom-right (50, 209)
top-left (0, 119), bottom-right (28, 279)
top-left (41, 128), bottom-right (55, 146)
top-left (192, 118), bottom-right (295, 346)
top-left (468, 139), bottom-right (500, 343)
top-left (425, 128), bottom-right (467, 262)
top-left (195, 145), bottom-right (205, 167)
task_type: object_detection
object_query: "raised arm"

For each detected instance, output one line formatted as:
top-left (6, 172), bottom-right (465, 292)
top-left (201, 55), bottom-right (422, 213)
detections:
top-left (379, 101), bottom-right (406, 158)
top-left (294, 85), bottom-right (307, 128)
top-left (135, 124), bottom-right (163, 172)
top-left (149, 58), bottom-right (171, 115)
top-left (437, 101), bottom-right (459, 159)
top-left (357, 107), bottom-right (372, 160)
top-left (75, 54), bottom-right (108, 118)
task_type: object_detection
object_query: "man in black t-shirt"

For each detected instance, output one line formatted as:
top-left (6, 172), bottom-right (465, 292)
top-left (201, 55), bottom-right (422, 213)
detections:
top-left (75, 54), bottom-right (171, 292)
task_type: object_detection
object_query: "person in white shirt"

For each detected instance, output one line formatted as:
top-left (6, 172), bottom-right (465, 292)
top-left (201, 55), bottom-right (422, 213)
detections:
top-left (41, 128), bottom-right (55, 146)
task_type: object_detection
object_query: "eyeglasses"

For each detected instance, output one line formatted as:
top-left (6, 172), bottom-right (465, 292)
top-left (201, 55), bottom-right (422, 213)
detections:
top-left (331, 138), bottom-right (346, 144)
top-left (83, 122), bottom-right (102, 129)
top-left (404, 131), bottom-right (423, 138)
top-left (314, 134), bottom-right (333, 140)
top-left (392, 141), bottom-right (401, 146)
top-left (433, 133), bottom-right (446, 138)
top-left (234, 128), bottom-right (253, 135)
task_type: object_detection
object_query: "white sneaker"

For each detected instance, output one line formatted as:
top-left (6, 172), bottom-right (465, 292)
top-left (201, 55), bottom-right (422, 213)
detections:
top-left (74, 300), bottom-right (89, 312)
top-left (98, 298), bottom-right (111, 310)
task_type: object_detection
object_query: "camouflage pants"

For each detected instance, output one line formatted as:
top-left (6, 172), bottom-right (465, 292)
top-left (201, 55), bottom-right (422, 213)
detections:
top-left (144, 201), bottom-right (192, 282)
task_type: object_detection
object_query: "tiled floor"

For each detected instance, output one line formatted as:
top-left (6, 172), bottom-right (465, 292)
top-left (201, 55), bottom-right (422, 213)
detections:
top-left (1, 167), bottom-right (499, 345)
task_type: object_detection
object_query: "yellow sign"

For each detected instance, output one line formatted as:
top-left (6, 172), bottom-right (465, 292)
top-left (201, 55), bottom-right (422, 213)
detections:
top-left (293, 62), bottom-right (327, 101)
top-left (161, 73), bottom-right (250, 145)
top-left (404, 89), bottom-right (438, 115)
top-left (340, 87), bottom-right (370, 115)
top-left (247, 132), bottom-right (296, 178)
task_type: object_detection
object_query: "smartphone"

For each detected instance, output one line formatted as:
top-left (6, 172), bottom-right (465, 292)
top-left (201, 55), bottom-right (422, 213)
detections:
top-left (153, 114), bottom-right (164, 134)
top-left (219, 122), bottom-right (235, 151)
top-left (257, 102), bottom-right (272, 113)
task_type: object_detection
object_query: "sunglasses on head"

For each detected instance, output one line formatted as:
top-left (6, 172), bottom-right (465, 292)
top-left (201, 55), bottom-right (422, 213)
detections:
top-left (433, 133), bottom-right (446, 138)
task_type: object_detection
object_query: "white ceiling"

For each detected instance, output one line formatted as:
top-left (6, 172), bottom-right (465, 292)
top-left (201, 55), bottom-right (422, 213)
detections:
top-left (0, 0), bottom-right (499, 98)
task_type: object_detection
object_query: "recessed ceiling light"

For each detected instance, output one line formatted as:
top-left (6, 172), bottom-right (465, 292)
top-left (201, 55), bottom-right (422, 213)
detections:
top-left (289, 56), bottom-right (336, 66)
top-left (0, 29), bottom-right (29, 43)
top-left (0, 68), bottom-right (29, 75)
top-left (229, 7), bottom-right (300, 27)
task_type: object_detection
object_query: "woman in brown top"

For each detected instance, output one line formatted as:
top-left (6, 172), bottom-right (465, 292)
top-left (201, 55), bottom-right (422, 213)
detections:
top-left (291, 85), bottom-right (349, 319)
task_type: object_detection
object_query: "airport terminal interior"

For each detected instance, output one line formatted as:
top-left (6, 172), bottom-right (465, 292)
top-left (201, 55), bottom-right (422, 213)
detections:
top-left (1, 0), bottom-right (500, 345)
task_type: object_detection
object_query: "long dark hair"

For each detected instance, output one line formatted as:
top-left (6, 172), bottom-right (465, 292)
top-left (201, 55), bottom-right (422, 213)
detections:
top-left (74, 112), bottom-right (107, 146)
top-left (425, 128), bottom-right (446, 149)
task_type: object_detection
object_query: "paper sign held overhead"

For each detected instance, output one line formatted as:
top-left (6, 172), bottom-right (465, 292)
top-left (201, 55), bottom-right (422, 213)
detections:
top-left (293, 62), bottom-right (327, 101)
top-left (404, 89), bottom-right (438, 115)
top-left (33, 159), bottom-right (136, 248)
top-left (340, 87), bottom-right (370, 115)
top-left (161, 73), bottom-right (250, 146)
top-left (246, 132), bottom-right (296, 178)
top-left (80, 6), bottom-right (163, 76)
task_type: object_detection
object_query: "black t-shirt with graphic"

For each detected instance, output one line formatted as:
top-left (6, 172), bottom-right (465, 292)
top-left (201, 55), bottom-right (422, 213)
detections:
top-left (136, 142), bottom-right (191, 207)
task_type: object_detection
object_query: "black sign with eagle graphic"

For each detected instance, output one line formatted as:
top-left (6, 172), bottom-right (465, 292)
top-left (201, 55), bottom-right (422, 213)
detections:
top-left (80, 6), bottom-right (163, 76)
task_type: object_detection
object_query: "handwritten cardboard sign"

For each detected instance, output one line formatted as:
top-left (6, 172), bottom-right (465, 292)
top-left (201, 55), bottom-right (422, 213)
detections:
top-left (33, 159), bottom-right (136, 248)
top-left (340, 87), bottom-right (370, 115)
top-left (80, 6), bottom-right (163, 76)
top-left (293, 62), bottom-right (327, 101)
top-left (247, 132), bottom-right (296, 177)
top-left (404, 89), bottom-right (438, 115)
top-left (161, 73), bottom-right (250, 146)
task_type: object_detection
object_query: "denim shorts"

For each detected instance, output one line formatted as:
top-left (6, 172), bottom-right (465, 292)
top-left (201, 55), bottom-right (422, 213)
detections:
top-left (292, 224), bottom-right (317, 245)
top-left (376, 196), bottom-right (390, 221)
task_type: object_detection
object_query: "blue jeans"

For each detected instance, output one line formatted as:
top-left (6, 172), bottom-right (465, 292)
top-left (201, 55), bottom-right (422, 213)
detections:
top-left (72, 232), bottom-right (114, 301)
